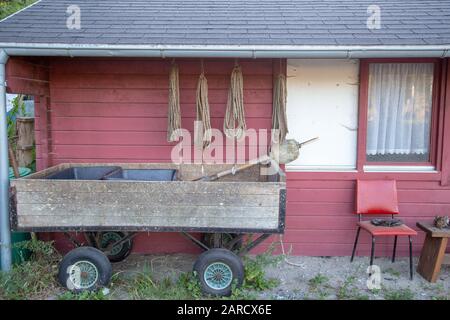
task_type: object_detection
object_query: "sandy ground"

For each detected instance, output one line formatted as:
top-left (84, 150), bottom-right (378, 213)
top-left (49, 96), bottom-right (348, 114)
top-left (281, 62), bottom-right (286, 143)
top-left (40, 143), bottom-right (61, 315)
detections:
top-left (112, 253), bottom-right (450, 300)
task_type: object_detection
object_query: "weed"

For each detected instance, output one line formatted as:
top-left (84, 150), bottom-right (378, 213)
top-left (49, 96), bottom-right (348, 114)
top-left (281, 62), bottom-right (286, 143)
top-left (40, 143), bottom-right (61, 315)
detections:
top-left (124, 269), bottom-right (202, 300)
top-left (0, 239), bottom-right (60, 300)
top-left (241, 255), bottom-right (280, 292)
top-left (431, 295), bottom-right (449, 300)
top-left (58, 290), bottom-right (107, 300)
top-left (383, 288), bottom-right (415, 300)
top-left (384, 268), bottom-right (401, 278)
top-left (308, 274), bottom-right (329, 291)
top-left (336, 275), bottom-right (356, 299)
top-left (307, 273), bottom-right (332, 299)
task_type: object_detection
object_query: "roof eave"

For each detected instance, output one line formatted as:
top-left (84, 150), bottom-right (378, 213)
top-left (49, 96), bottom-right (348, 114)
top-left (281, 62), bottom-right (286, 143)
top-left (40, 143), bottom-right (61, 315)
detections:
top-left (0, 43), bottom-right (449, 58)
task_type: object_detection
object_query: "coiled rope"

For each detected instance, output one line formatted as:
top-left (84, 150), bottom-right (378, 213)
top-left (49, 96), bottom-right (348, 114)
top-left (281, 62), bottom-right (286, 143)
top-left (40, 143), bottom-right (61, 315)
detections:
top-left (224, 62), bottom-right (246, 140)
top-left (167, 61), bottom-right (182, 142)
top-left (195, 60), bottom-right (212, 149)
top-left (272, 69), bottom-right (288, 144)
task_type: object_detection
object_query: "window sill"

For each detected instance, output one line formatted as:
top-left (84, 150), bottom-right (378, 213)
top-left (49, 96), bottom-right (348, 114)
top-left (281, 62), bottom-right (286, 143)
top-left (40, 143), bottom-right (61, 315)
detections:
top-left (363, 165), bottom-right (437, 173)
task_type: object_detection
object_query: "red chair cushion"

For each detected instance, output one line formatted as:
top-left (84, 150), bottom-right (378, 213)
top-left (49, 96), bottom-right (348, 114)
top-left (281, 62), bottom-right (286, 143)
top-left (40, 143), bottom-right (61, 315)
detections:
top-left (356, 180), bottom-right (399, 215)
top-left (357, 221), bottom-right (417, 236)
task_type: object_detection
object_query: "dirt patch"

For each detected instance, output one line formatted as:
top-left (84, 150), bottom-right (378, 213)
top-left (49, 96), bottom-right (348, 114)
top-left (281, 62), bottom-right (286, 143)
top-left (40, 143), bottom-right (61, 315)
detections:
top-left (110, 254), bottom-right (449, 300)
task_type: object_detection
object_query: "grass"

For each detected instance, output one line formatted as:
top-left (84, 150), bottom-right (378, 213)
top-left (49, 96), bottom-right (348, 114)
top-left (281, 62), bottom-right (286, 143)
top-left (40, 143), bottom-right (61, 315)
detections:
top-left (0, 239), bottom-right (280, 300)
top-left (307, 273), bottom-right (332, 299)
top-left (336, 275), bottom-right (369, 300)
top-left (383, 287), bottom-right (415, 300)
top-left (112, 249), bottom-right (281, 300)
top-left (122, 269), bottom-right (202, 300)
top-left (0, 239), bottom-right (60, 300)
top-left (58, 290), bottom-right (108, 301)
top-left (384, 267), bottom-right (401, 278)
top-left (308, 274), bottom-right (329, 291)
top-left (0, 0), bottom-right (36, 20)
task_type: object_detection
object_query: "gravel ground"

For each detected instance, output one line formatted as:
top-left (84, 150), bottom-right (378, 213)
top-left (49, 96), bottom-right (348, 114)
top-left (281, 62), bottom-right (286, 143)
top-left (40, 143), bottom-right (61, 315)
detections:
top-left (112, 253), bottom-right (450, 300)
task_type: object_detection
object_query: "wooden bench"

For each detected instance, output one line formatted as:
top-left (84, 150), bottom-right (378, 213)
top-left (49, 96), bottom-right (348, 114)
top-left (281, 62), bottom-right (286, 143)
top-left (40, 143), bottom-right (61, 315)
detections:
top-left (416, 222), bottom-right (450, 283)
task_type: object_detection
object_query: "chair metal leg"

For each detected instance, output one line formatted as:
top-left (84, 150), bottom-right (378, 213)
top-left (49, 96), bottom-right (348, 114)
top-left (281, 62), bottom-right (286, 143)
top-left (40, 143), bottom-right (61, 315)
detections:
top-left (350, 227), bottom-right (361, 262)
top-left (409, 236), bottom-right (413, 280)
top-left (392, 236), bottom-right (398, 263)
top-left (369, 236), bottom-right (375, 275)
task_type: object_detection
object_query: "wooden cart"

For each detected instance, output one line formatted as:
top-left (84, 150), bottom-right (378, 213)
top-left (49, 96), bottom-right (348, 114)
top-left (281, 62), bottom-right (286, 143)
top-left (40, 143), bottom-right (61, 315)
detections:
top-left (9, 162), bottom-right (286, 296)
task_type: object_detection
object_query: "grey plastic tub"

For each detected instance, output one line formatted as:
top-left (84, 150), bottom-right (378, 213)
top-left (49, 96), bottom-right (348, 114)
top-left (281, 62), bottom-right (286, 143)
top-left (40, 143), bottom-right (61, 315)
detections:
top-left (104, 169), bottom-right (177, 181)
top-left (45, 166), bottom-right (121, 180)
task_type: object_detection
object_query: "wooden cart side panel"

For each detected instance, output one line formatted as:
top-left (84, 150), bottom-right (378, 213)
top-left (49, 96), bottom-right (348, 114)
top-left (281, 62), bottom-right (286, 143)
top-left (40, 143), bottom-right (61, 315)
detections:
top-left (17, 215), bottom-right (278, 229)
top-left (11, 179), bottom-right (283, 194)
top-left (12, 179), bottom-right (285, 231)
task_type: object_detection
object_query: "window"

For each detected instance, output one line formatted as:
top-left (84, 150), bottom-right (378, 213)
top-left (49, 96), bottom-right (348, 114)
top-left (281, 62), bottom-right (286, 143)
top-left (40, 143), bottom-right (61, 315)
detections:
top-left (286, 59), bottom-right (359, 171)
top-left (366, 63), bottom-right (435, 163)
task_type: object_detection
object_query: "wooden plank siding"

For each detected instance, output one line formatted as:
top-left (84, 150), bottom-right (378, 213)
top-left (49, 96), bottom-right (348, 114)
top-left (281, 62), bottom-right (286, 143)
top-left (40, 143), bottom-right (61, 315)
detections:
top-left (6, 57), bottom-right (450, 256)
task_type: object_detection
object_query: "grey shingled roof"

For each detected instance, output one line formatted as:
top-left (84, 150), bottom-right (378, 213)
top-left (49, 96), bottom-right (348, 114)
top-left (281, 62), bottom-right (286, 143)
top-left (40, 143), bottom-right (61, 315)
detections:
top-left (0, 0), bottom-right (450, 47)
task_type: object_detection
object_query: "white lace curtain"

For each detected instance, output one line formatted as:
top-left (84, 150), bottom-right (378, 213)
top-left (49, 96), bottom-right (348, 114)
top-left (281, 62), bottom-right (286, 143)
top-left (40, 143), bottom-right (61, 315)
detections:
top-left (366, 63), bottom-right (434, 155)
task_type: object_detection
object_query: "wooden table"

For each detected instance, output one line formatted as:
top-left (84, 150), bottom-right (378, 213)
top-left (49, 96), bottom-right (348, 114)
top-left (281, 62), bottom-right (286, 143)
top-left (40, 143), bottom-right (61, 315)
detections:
top-left (417, 222), bottom-right (450, 282)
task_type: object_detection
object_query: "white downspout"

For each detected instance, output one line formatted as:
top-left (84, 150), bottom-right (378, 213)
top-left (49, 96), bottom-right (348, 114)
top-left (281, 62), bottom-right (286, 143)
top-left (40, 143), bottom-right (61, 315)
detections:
top-left (0, 49), bottom-right (11, 272)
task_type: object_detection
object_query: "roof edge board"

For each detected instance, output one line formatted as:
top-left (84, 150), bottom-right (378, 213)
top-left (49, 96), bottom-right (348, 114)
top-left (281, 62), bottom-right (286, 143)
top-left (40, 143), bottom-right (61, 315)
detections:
top-left (1, 44), bottom-right (450, 58)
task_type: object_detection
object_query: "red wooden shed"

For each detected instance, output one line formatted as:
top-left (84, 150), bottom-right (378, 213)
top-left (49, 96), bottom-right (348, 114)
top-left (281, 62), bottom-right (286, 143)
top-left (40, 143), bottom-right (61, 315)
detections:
top-left (1, 0), bottom-right (450, 271)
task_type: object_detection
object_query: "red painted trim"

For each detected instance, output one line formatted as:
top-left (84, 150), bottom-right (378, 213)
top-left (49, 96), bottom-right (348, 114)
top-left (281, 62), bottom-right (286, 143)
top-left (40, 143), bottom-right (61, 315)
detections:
top-left (440, 59), bottom-right (450, 185)
top-left (436, 60), bottom-right (447, 175)
top-left (357, 60), bottom-right (369, 172)
top-left (287, 170), bottom-right (442, 181)
top-left (358, 58), bottom-right (443, 169)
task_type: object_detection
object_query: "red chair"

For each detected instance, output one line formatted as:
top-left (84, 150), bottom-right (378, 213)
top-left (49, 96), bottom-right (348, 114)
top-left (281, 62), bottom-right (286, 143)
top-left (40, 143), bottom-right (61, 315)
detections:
top-left (350, 180), bottom-right (417, 279)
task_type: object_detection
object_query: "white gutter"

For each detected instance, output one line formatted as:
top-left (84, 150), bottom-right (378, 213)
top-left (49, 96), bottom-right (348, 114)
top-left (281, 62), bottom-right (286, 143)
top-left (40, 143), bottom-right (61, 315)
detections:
top-left (0, 49), bottom-right (11, 272)
top-left (0, 43), bottom-right (449, 58)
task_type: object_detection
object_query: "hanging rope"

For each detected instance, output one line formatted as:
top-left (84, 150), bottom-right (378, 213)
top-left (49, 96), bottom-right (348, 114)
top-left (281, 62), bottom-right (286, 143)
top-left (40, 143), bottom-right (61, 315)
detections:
top-left (195, 60), bottom-right (212, 149)
top-left (167, 61), bottom-right (182, 142)
top-left (272, 65), bottom-right (288, 144)
top-left (224, 62), bottom-right (246, 139)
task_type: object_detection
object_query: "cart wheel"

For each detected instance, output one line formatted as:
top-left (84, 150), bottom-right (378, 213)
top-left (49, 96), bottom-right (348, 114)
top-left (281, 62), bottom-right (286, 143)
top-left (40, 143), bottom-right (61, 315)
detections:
top-left (193, 248), bottom-right (244, 296)
top-left (58, 247), bottom-right (112, 292)
top-left (201, 233), bottom-right (242, 252)
top-left (96, 232), bottom-right (133, 262)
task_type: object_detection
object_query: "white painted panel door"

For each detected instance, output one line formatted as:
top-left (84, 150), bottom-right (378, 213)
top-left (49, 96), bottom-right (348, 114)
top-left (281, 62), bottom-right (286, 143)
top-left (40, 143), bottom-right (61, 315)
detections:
top-left (286, 59), bottom-right (359, 171)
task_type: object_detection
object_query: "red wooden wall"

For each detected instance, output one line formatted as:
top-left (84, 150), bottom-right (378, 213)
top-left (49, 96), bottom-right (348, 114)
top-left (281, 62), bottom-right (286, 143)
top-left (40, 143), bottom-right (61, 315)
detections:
top-left (6, 57), bottom-right (450, 257)
top-left (40, 57), bottom-right (275, 254)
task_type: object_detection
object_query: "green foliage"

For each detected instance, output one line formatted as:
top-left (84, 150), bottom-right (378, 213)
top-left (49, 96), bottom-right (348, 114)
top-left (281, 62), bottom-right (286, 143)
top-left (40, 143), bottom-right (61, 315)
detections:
top-left (58, 290), bottom-right (108, 300)
top-left (120, 247), bottom-right (280, 300)
top-left (336, 275), bottom-right (369, 300)
top-left (0, 239), bottom-right (60, 300)
top-left (308, 273), bottom-right (329, 291)
top-left (178, 271), bottom-right (202, 299)
top-left (307, 273), bottom-right (333, 299)
top-left (6, 95), bottom-right (36, 172)
top-left (384, 267), bottom-right (401, 278)
top-left (0, 0), bottom-right (36, 20)
top-left (7, 96), bottom-right (26, 141)
top-left (123, 266), bottom-right (202, 300)
top-left (241, 254), bottom-right (280, 292)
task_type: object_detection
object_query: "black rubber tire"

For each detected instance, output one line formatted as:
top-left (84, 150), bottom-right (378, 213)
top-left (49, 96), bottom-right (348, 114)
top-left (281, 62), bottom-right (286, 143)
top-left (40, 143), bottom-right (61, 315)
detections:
top-left (201, 233), bottom-right (243, 252)
top-left (58, 246), bottom-right (112, 292)
top-left (96, 232), bottom-right (133, 263)
top-left (193, 248), bottom-right (244, 297)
